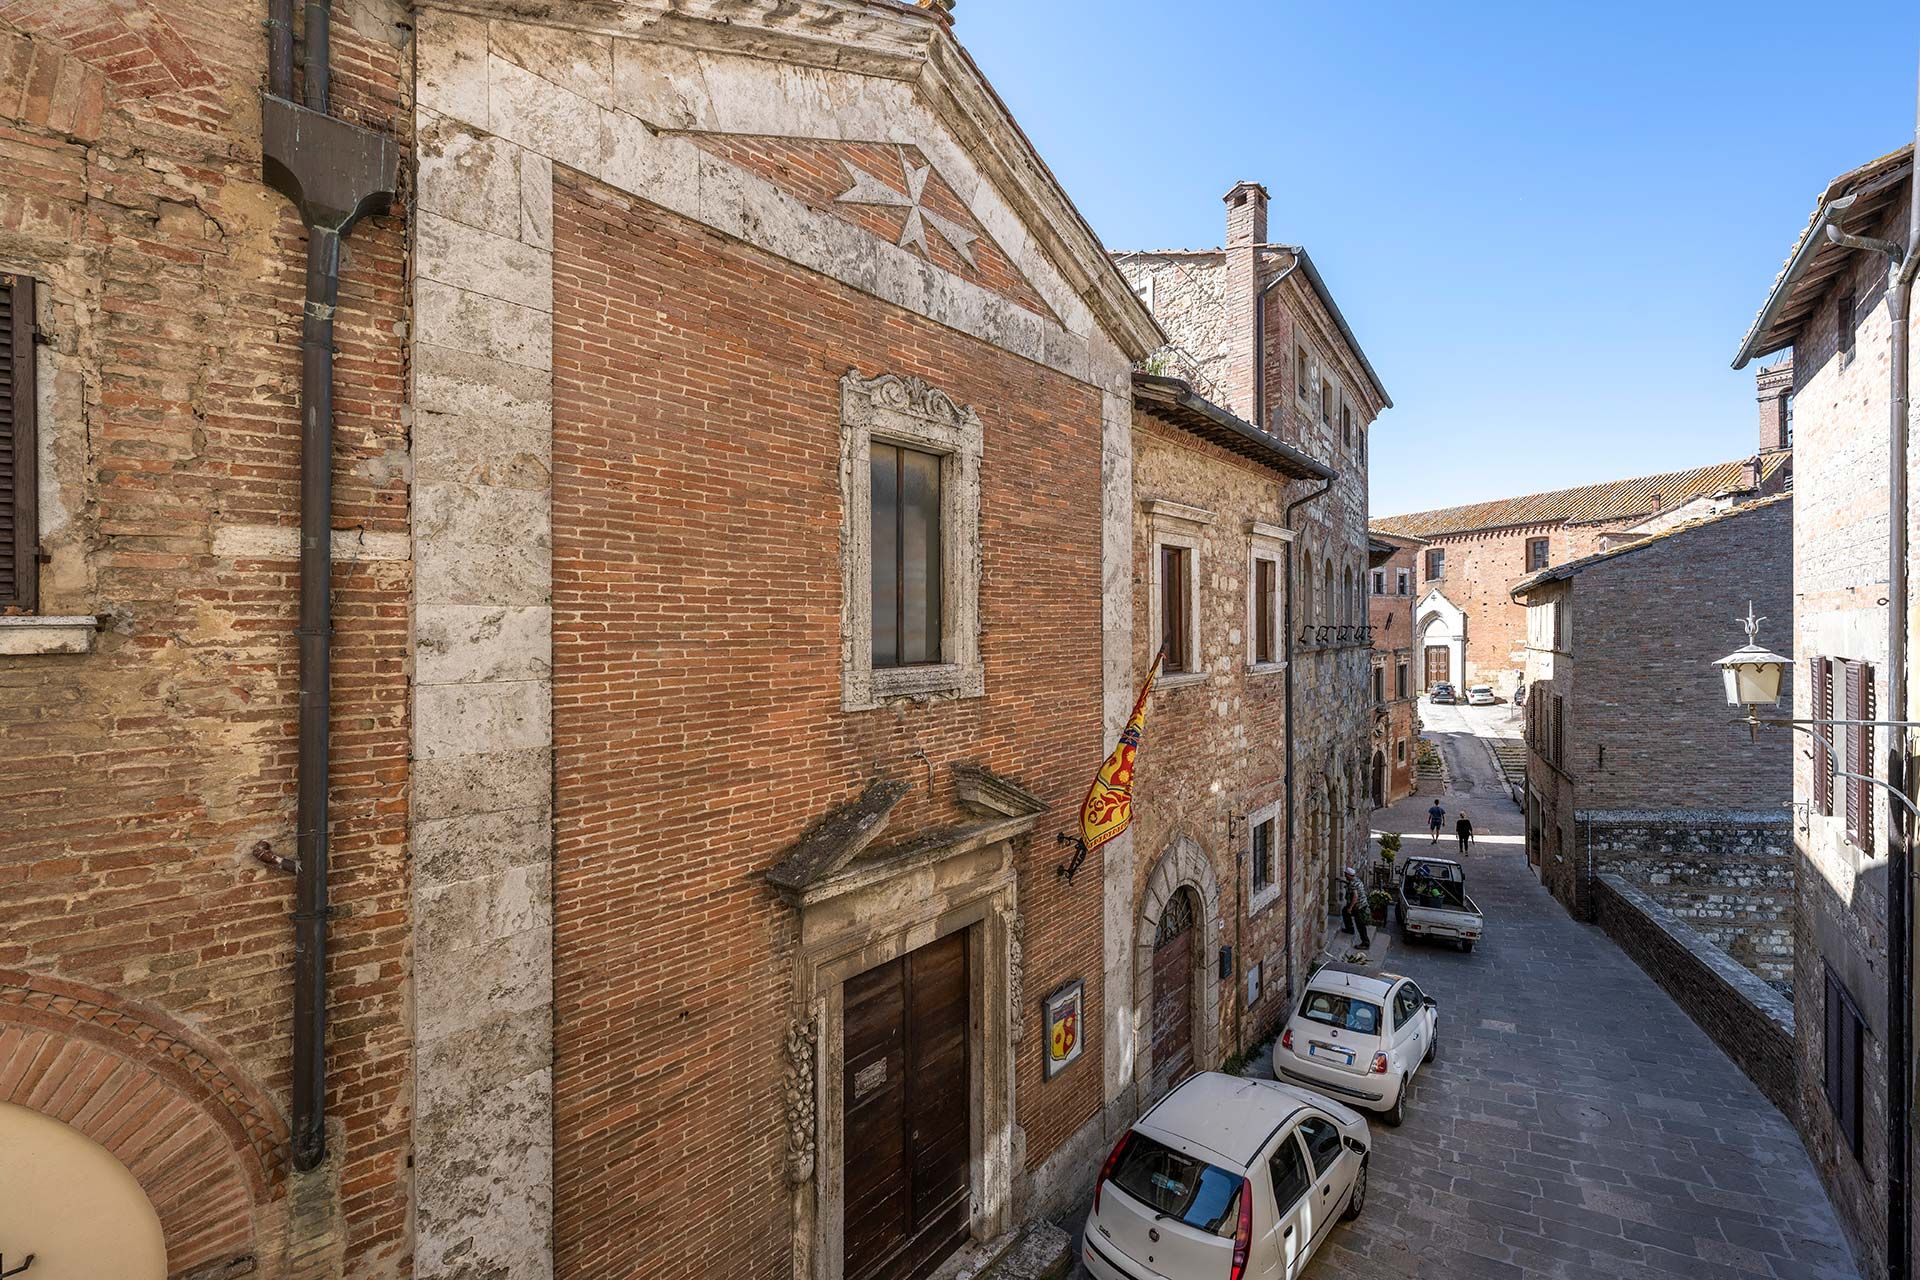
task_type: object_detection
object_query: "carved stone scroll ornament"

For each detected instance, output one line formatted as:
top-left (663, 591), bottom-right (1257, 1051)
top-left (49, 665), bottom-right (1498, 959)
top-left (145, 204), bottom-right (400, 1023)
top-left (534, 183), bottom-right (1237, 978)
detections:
top-left (783, 1017), bottom-right (819, 1184)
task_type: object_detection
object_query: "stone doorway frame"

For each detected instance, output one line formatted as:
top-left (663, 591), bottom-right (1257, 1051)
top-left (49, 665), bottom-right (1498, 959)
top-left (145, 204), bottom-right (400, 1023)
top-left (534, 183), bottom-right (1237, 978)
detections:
top-left (1131, 836), bottom-right (1222, 1099)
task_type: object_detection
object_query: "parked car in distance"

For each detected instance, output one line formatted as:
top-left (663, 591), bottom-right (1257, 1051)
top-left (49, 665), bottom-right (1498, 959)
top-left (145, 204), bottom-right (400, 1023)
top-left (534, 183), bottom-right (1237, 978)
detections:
top-left (1397, 855), bottom-right (1484, 951)
top-left (1083, 1072), bottom-right (1370, 1280)
top-left (1428, 682), bottom-right (1455, 704)
top-left (1467, 684), bottom-right (1496, 705)
top-left (1272, 965), bottom-right (1437, 1127)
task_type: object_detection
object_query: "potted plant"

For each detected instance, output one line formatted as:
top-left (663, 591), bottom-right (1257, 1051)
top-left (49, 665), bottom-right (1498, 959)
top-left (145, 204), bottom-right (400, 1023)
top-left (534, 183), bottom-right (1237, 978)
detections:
top-left (1368, 889), bottom-right (1392, 926)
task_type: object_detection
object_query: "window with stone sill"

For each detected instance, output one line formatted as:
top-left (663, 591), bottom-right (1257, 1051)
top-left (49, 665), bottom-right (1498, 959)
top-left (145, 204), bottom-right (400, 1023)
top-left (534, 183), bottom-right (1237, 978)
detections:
top-left (1295, 346), bottom-right (1310, 402)
top-left (2, 272), bottom-right (40, 614)
top-left (1371, 569), bottom-right (1385, 596)
top-left (1247, 800), bottom-right (1283, 912)
top-left (1147, 501), bottom-right (1208, 685)
top-left (838, 370), bottom-right (983, 711)
top-left (1396, 568), bottom-right (1409, 596)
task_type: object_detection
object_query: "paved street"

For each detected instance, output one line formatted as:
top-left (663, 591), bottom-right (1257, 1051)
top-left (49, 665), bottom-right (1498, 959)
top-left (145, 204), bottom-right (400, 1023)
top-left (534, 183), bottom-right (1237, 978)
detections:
top-left (1065, 698), bottom-right (1859, 1280)
top-left (1306, 698), bottom-right (1857, 1279)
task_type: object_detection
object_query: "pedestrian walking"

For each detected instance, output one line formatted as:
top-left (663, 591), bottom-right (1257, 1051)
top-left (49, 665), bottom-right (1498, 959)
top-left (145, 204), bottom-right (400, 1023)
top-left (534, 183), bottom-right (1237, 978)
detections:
top-left (1426, 799), bottom-right (1446, 844)
top-left (1456, 813), bottom-right (1474, 856)
top-left (1340, 869), bottom-right (1371, 948)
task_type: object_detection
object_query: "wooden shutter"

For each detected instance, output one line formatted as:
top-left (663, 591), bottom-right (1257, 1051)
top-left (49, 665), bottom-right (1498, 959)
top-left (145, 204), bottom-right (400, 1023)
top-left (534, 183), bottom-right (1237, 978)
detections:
top-left (1824, 966), bottom-right (1865, 1157)
top-left (1552, 695), bottom-right (1565, 766)
top-left (1813, 658), bottom-right (1834, 818)
top-left (0, 273), bottom-right (37, 612)
top-left (1845, 661), bottom-right (1875, 852)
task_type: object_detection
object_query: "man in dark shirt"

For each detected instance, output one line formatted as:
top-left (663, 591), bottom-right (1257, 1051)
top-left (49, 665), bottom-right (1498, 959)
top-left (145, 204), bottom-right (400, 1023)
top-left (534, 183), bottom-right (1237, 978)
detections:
top-left (1426, 800), bottom-right (1446, 844)
top-left (1456, 813), bottom-right (1474, 856)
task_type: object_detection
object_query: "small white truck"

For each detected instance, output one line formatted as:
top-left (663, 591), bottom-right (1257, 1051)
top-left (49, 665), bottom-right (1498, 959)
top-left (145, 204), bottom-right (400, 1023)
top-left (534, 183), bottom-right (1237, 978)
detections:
top-left (1395, 856), bottom-right (1483, 952)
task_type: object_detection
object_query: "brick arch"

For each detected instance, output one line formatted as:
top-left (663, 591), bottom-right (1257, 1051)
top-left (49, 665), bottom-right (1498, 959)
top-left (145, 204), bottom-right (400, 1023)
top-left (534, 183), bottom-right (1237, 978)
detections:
top-left (0, 970), bottom-right (286, 1278)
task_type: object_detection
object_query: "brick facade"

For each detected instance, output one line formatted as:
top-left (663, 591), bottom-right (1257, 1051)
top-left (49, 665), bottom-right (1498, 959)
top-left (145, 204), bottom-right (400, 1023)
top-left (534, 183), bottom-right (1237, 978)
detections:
top-left (1743, 147), bottom-right (1916, 1280)
top-left (1368, 533), bottom-right (1422, 807)
top-left (0, 4), bottom-right (413, 1276)
top-left (1516, 496), bottom-right (1793, 929)
top-left (1117, 186), bottom-right (1387, 951)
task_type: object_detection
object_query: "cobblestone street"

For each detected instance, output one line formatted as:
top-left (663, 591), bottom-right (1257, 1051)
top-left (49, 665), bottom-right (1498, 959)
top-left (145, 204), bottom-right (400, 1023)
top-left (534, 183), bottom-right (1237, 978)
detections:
top-left (1302, 699), bottom-right (1858, 1278)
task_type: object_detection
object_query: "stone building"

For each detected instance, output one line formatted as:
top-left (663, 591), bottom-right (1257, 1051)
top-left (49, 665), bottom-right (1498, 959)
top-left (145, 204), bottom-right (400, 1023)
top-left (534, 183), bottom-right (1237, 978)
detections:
top-left (1511, 496), bottom-right (1795, 982)
top-left (1733, 141), bottom-right (1915, 1280)
top-left (1373, 415), bottom-right (1792, 700)
top-left (1126, 372), bottom-right (1336, 1097)
top-left (1368, 532), bottom-right (1424, 807)
top-left (0, 3), bottom-right (414, 1276)
top-left (1116, 183), bottom-right (1389, 933)
top-left (0, 2), bottom-right (1201, 1278)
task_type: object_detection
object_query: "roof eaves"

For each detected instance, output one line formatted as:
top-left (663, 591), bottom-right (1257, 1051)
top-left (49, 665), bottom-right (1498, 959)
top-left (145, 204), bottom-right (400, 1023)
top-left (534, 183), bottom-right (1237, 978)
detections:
top-left (1132, 372), bottom-right (1336, 482)
top-left (1732, 144), bottom-right (1914, 369)
top-left (1510, 493), bottom-right (1792, 599)
top-left (1283, 247), bottom-right (1392, 409)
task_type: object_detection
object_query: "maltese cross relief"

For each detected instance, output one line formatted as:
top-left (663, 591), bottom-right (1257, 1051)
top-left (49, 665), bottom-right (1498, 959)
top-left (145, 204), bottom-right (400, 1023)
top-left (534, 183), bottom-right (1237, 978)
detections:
top-left (835, 148), bottom-right (980, 269)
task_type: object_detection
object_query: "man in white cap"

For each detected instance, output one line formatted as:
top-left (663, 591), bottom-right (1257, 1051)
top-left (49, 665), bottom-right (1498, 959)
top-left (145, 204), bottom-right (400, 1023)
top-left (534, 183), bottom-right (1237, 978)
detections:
top-left (1340, 867), bottom-right (1371, 947)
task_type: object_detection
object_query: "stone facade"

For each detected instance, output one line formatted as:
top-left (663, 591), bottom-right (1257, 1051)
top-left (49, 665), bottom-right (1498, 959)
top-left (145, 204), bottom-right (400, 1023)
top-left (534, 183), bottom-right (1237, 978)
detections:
top-left (1368, 533), bottom-right (1423, 807)
top-left (1124, 395), bottom-right (1329, 1101)
top-left (409, 5), bottom-right (1157, 1278)
top-left (1737, 144), bottom-right (1915, 1280)
top-left (1514, 497), bottom-right (1794, 946)
top-left (1117, 184), bottom-right (1387, 948)
top-left (0, 4), bottom-right (415, 1277)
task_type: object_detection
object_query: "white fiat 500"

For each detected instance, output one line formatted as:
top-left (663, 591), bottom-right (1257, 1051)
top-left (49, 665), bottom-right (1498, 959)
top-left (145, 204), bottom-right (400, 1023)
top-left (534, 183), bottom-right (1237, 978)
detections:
top-left (1272, 965), bottom-right (1437, 1126)
top-left (1082, 1072), bottom-right (1370, 1280)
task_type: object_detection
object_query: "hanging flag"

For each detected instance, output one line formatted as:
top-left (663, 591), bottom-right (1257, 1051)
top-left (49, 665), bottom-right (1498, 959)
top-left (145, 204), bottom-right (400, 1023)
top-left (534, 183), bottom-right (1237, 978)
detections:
top-left (1079, 648), bottom-right (1164, 852)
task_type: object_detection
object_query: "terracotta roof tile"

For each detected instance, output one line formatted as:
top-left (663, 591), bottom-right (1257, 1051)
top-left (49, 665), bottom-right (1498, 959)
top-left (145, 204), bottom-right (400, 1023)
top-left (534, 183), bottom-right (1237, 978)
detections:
top-left (1370, 453), bottom-right (1790, 539)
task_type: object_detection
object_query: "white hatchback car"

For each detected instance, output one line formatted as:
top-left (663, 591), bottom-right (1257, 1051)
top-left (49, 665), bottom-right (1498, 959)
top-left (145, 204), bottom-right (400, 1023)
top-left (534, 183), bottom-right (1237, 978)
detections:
top-left (1082, 1072), bottom-right (1369, 1280)
top-left (1466, 684), bottom-right (1497, 705)
top-left (1272, 965), bottom-right (1437, 1126)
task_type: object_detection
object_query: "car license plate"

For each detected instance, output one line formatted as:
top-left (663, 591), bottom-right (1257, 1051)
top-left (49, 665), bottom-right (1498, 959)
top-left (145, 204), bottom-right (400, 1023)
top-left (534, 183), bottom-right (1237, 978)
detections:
top-left (1309, 1041), bottom-right (1353, 1066)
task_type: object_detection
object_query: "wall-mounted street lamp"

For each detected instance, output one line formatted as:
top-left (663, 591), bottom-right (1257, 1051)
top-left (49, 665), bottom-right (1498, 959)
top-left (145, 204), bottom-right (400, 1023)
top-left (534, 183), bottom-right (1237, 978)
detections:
top-left (1715, 602), bottom-right (1920, 819)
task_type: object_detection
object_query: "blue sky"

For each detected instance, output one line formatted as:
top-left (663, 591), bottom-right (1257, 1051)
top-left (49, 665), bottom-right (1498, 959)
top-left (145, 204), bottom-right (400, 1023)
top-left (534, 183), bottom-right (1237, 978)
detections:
top-left (956, 2), bottom-right (1918, 518)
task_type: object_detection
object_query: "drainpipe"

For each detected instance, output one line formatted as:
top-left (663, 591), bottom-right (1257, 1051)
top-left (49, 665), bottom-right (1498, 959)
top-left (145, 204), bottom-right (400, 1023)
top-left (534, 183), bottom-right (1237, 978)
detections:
top-left (1252, 255), bottom-right (1302, 432)
top-left (259, 0), bottom-right (398, 1173)
top-left (1826, 78), bottom-right (1919, 1276)
top-left (1283, 476), bottom-right (1333, 998)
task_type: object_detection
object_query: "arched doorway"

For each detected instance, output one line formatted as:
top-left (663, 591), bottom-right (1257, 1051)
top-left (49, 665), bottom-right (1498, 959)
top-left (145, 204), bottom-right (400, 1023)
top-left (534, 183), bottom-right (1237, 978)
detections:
top-left (0, 1102), bottom-right (167, 1280)
top-left (1371, 750), bottom-right (1386, 808)
top-left (1149, 886), bottom-right (1200, 1095)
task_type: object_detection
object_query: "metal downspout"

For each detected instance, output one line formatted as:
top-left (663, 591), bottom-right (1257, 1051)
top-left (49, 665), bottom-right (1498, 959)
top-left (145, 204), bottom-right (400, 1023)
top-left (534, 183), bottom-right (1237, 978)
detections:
top-left (258, 0), bottom-right (397, 1174)
top-left (1284, 476), bottom-right (1333, 998)
top-left (1897, 69), bottom-right (1920, 1279)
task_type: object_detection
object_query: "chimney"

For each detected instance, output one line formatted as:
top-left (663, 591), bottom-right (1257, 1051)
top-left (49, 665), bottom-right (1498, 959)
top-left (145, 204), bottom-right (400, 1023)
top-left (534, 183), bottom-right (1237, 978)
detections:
top-left (1222, 181), bottom-right (1268, 423)
top-left (1756, 357), bottom-right (1793, 453)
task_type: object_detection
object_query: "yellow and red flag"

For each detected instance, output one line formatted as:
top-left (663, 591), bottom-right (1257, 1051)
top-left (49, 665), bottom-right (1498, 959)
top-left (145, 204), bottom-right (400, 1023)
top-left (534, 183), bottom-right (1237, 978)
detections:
top-left (1079, 648), bottom-right (1164, 852)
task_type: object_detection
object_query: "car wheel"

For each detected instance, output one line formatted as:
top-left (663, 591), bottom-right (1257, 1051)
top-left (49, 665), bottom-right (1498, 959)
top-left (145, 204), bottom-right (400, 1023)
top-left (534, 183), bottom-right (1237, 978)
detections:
top-left (1342, 1155), bottom-right (1368, 1221)
top-left (1383, 1087), bottom-right (1405, 1127)
top-left (1423, 1032), bottom-right (1437, 1064)
top-left (1461, 940), bottom-right (1476, 954)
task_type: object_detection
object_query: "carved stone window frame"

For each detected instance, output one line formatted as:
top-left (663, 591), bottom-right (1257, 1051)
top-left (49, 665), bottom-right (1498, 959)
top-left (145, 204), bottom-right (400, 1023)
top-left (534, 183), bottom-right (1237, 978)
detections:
top-left (840, 369), bottom-right (985, 711)
top-left (1246, 796), bottom-right (1284, 915)
top-left (1247, 520), bottom-right (1293, 677)
top-left (1145, 499), bottom-right (1211, 690)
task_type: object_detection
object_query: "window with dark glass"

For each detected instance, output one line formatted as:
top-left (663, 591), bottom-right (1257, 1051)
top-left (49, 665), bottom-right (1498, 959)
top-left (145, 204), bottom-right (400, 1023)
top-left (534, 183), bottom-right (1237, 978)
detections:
top-left (1527, 537), bottom-right (1549, 571)
top-left (1341, 404), bottom-right (1353, 449)
top-left (1371, 569), bottom-right (1385, 595)
top-left (1372, 666), bottom-right (1385, 703)
top-left (1296, 346), bottom-right (1310, 400)
top-left (1252, 817), bottom-right (1274, 893)
top-left (1268, 1134), bottom-right (1311, 1215)
top-left (1161, 544), bottom-right (1192, 672)
top-left (1425, 548), bottom-right (1445, 579)
top-left (1254, 556), bottom-right (1277, 665)
top-left (1839, 291), bottom-right (1856, 362)
top-left (1396, 662), bottom-right (1409, 698)
top-left (870, 442), bottom-right (942, 668)
top-left (1824, 965), bottom-right (1865, 1157)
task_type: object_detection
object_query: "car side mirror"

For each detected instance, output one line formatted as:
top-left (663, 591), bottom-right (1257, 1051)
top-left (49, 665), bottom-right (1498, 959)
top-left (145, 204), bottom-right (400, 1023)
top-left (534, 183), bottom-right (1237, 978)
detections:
top-left (1422, 996), bottom-right (1437, 1008)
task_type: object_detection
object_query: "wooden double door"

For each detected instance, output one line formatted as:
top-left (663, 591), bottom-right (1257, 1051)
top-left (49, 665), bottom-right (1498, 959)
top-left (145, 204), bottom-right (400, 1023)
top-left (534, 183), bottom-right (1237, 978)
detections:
top-left (1425, 645), bottom-right (1450, 688)
top-left (1149, 888), bottom-right (1197, 1095)
top-left (843, 931), bottom-right (972, 1280)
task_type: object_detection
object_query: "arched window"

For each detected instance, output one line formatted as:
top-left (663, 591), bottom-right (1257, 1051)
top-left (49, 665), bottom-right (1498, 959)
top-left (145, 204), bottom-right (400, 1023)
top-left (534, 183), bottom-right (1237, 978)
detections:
top-left (1323, 561), bottom-right (1334, 625)
top-left (1343, 567), bottom-right (1355, 624)
top-left (1301, 551), bottom-right (1315, 626)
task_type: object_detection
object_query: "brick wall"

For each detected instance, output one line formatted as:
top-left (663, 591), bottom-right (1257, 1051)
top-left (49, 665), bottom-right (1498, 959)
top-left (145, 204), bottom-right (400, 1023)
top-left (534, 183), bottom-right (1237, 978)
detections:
top-left (1786, 188), bottom-right (1913, 1280)
top-left (1593, 874), bottom-right (1798, 1120)
top-left (1129, 413), bottom-right (1297, 1064)
top-left (0, 5), bottom-right (413, 1277)
top-left (548, 169), bottom-right (1111, 1278)
top-left (1369, 536), bottom-right (1421, 806)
